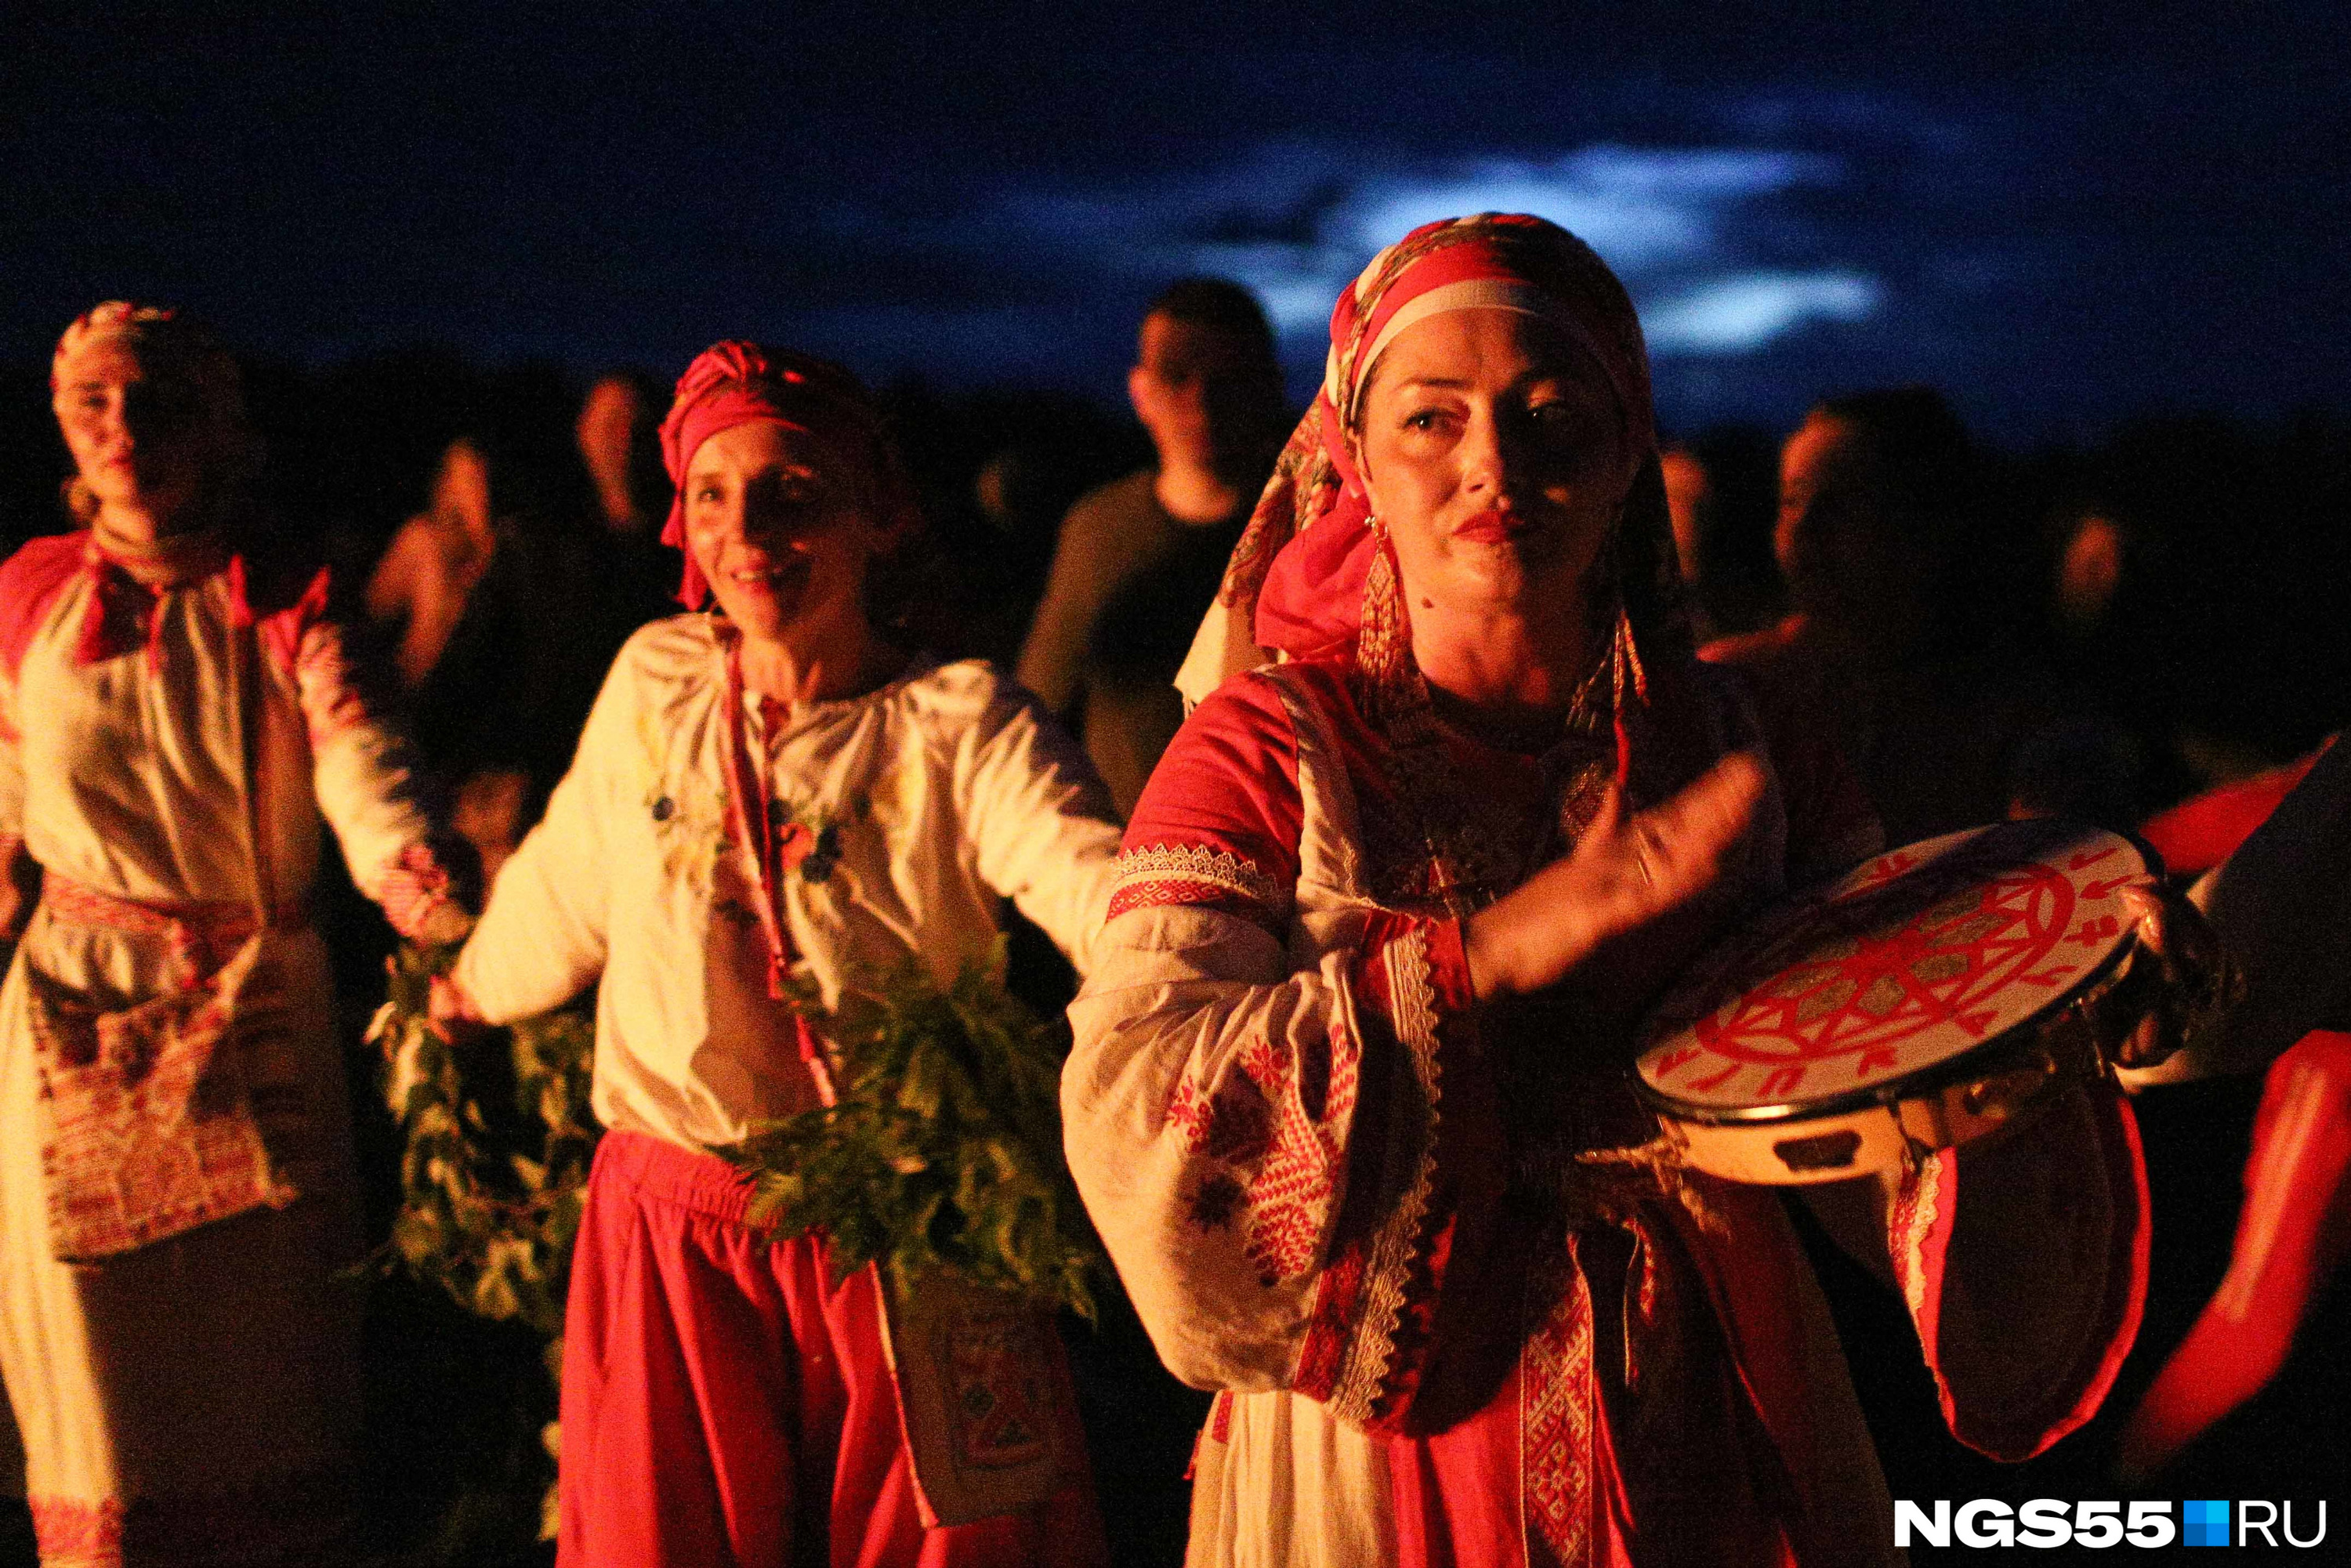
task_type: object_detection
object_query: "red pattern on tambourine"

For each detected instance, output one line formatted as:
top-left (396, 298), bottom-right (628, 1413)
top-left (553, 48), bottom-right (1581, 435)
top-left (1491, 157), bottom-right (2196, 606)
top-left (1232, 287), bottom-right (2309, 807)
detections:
top-left (1639, 824), bottom-right (2150, 1111)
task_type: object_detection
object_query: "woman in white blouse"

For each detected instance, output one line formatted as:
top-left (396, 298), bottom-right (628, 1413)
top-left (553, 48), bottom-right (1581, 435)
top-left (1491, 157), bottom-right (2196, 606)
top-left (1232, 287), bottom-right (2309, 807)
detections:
top-left (437, 341), bottom-right (1119, 1568)
top-left (0, 303), bottom-right (466, 1564)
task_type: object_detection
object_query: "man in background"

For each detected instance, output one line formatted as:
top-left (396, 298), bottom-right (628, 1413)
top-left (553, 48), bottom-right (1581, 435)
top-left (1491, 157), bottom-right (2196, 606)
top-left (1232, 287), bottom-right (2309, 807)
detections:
top-left (1016, 277), bottom-right (1287, 816)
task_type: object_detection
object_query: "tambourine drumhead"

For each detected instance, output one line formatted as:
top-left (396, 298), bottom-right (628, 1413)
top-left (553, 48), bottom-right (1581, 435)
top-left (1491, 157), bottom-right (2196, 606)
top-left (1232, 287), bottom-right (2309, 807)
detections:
top-left (1635, 820), bottom-right (2152, 1183)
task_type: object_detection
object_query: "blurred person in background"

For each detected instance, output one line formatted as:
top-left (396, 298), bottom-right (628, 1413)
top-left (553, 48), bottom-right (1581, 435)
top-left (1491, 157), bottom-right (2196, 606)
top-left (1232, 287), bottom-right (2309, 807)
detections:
top-left (1658, 431), bottom-right (1784, 644)
top-left (1016, 277), bottom-right (1288, 817)
top-left (364, 433), bottom-right (541, 882)
top-left (0, 302), bottom-right (465, 1565)
top-left (1705, 387), bottom-right (2104, 839)
top-left (573, 368), bottom-right (679, 636)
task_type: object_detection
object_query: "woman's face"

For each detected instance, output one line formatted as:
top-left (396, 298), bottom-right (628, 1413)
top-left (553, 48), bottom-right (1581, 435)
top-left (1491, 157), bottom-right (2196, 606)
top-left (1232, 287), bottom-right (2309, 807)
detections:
top-left (54, 339), bottom-right (212, 523)
top-left (682, 418), bottom-right (889, 647)
top-left (1357, 308), bottom-right (1633, 624)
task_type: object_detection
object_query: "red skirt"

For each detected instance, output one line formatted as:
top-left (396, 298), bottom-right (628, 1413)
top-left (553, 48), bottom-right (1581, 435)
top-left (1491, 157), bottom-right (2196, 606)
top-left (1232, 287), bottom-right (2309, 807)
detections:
top-left (556, 1129), bottom-right (1108, 1568)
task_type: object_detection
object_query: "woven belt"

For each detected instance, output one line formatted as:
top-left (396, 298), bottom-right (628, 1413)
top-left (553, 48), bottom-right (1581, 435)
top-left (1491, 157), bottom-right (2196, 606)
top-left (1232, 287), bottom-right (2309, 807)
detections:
top-left (43, 877), bottom-right (306, 987)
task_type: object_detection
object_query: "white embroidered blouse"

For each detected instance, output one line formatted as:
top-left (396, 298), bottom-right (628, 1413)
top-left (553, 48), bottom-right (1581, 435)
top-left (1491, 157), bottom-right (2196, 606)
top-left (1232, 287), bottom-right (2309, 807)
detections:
top-left (453, 617), bottom-right (1124, 1151)
top-left (0, 534), bottom-right (453, 940)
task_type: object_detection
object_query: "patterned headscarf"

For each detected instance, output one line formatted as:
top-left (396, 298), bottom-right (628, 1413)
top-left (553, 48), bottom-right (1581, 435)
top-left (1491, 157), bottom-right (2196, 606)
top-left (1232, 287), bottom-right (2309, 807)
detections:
top-left (1174, 213), bottom-right (1682, 707)
top-left (657, 341), bottom-right (917, 609)
top-left (49, 302), bottom-right (252, 483)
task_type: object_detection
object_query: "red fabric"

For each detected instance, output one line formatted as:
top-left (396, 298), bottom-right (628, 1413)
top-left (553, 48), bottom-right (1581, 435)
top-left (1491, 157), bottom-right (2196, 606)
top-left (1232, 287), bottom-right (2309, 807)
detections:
top-left (0, 534), bottom-right (86, 680)
top-left (0, 531), bottom-right (332, 682)
top-left (1918, 1085), bottom-right (2150, 1461)
top-left (558, 1130), bottom-right (1105, 1568)
top-left (655, 341), bottom-right (897, 610)
top-left (1252, 485), bottom-right (1379, 668)
top-left (1121, 667), bottom-right (1304, 878)
top-left (2121, 1030), bottom-right (2351, 1475)
top-left (2138, 742), bottom-right (2330, 875)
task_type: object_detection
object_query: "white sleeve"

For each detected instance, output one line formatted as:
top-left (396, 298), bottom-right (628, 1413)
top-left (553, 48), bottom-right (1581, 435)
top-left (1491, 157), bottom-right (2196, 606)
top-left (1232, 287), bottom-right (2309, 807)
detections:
top-left (450, 651), bottom-right (632, 1023)
top-left (956, 684), bottom-right (1124, 976)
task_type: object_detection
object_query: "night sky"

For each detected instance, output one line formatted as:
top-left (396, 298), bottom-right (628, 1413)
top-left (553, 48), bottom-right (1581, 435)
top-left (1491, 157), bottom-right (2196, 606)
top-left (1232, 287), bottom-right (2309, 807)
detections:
top-left (6, 4), bottom-right (2349, 443)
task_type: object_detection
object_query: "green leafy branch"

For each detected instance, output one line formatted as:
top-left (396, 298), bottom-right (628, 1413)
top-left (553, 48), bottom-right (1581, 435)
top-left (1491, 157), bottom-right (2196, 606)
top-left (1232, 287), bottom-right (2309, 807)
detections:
top-left (368, 941), bottom-right (599, 1353)
top-left (719, 947), bottom-right (1110, 1321)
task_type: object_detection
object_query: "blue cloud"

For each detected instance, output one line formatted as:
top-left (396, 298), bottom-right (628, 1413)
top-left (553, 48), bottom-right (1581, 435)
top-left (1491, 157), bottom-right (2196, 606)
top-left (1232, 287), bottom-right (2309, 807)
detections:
top-left (1643, 271), bottom-right (1884, 353)
top-left (998, 143), bottom-right (1884, 360)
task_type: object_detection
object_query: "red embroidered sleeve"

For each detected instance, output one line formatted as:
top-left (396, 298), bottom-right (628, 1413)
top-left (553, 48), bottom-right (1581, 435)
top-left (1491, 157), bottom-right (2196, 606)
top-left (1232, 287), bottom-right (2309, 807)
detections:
top-left (1112, 672), bottom-right (1304, 931)
top-left (0, 535), bottom-right (89, 683)
top-left (376, 839), bottom-right (476, 943)
top-left (269, 574), bottom-right (375, 748)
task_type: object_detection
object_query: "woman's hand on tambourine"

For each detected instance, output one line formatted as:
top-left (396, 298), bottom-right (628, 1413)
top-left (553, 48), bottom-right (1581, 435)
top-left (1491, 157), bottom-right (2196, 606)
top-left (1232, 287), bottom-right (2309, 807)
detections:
top-left (2113, 880), bottom-right (2243, 1070)
top-left (1465, 752), bottom-right (1769, 1005)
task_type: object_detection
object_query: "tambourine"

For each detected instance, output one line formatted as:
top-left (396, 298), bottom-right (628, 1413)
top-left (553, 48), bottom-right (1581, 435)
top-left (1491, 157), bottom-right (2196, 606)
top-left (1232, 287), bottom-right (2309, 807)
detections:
top-left (1634, 820), bottom-right (2160, 1185)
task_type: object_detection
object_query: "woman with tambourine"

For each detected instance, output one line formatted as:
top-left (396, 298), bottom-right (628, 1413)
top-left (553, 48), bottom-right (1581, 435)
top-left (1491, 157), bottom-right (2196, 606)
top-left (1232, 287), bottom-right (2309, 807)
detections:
top-left (1063, 214), bottom-right (2215, 1566)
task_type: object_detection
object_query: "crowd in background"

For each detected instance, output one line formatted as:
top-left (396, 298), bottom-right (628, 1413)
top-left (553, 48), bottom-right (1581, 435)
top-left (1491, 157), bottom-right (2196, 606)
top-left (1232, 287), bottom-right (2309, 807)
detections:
top-left (1, 289), bottom-right (2347, 1564)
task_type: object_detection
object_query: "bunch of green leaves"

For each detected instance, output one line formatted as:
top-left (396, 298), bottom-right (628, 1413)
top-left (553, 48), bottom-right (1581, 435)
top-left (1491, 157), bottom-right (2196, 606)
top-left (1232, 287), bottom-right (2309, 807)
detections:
top-left (721, 947), bottom-right (1109, 1320)
top-left (370, 941), bottom-right (599, 1544)
top-left (368, 940), bottom-right (600, 1349)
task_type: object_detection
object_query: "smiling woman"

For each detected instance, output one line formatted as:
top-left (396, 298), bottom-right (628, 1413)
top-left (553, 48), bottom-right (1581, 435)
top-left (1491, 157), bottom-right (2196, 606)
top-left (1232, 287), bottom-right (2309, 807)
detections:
top-left (433, 340), bottom-right (1121, 1567)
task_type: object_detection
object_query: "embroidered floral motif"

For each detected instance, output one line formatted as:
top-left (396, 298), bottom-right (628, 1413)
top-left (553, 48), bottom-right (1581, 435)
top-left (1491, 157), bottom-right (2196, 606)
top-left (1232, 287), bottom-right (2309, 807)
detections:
top-left (1168, 1072), bottom-right (1274, 1164)
top-left (646, 777), bottom-right (725, 885)
top-left (1165, 1034), bottom-right (1360, 1287)
top-left (762, 799), bottom-right (846, 884)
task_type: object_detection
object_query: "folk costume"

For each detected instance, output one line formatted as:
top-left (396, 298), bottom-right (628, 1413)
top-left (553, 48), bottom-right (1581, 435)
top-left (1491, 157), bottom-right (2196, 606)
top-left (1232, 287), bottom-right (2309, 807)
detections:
top-left (1063, 217), bottom-right (2153, 1567)
top-left (0, 304), bottom-right (465, 1566)
top-left (448, 344), bottom-right (1118, 1567)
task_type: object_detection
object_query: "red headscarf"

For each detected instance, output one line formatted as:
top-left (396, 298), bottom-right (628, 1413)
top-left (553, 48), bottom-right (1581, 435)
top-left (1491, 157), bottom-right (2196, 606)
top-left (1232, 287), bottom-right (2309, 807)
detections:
top-left (656, 341), bottom-right (911, 609)
top-left (1176, 213), bottom-right (1679, 707)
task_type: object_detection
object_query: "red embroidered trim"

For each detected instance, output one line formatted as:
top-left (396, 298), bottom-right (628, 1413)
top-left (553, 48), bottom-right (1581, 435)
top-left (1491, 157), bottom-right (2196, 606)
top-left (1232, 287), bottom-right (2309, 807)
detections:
top-left (1166, 1031), bottom-right (1360, 1288)
top-left (1110, 842), bottom-right (1284, 909)
top-left (1350, 914), bottom-right (1474, 1429)
top-left (30, 1494), bottom-right (125, 1564)
top-left (1292, 1235), bottom-right (1367, 1402)
top-left (1366, 1209), bottom-right (1457, 1429)
top-left (1107, 878), bottom-right (1278, 927)
top-left (1237, 1037), bottom-right (1353, 1284)
top-left (377, 842), bottom-right (458, 940)
top-left (1521, 1243), bottom-right (1599, 1567)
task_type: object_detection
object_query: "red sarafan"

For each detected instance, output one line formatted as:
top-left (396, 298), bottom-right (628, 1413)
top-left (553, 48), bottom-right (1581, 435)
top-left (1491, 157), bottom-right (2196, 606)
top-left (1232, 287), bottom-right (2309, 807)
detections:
top-left (1065, 213), bottom-right (2154, 1567)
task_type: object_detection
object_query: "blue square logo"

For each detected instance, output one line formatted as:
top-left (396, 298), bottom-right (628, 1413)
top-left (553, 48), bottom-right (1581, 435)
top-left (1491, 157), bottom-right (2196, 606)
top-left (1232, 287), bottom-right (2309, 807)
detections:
top-left (2184, 1499), bottom-right (2230, 1547)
